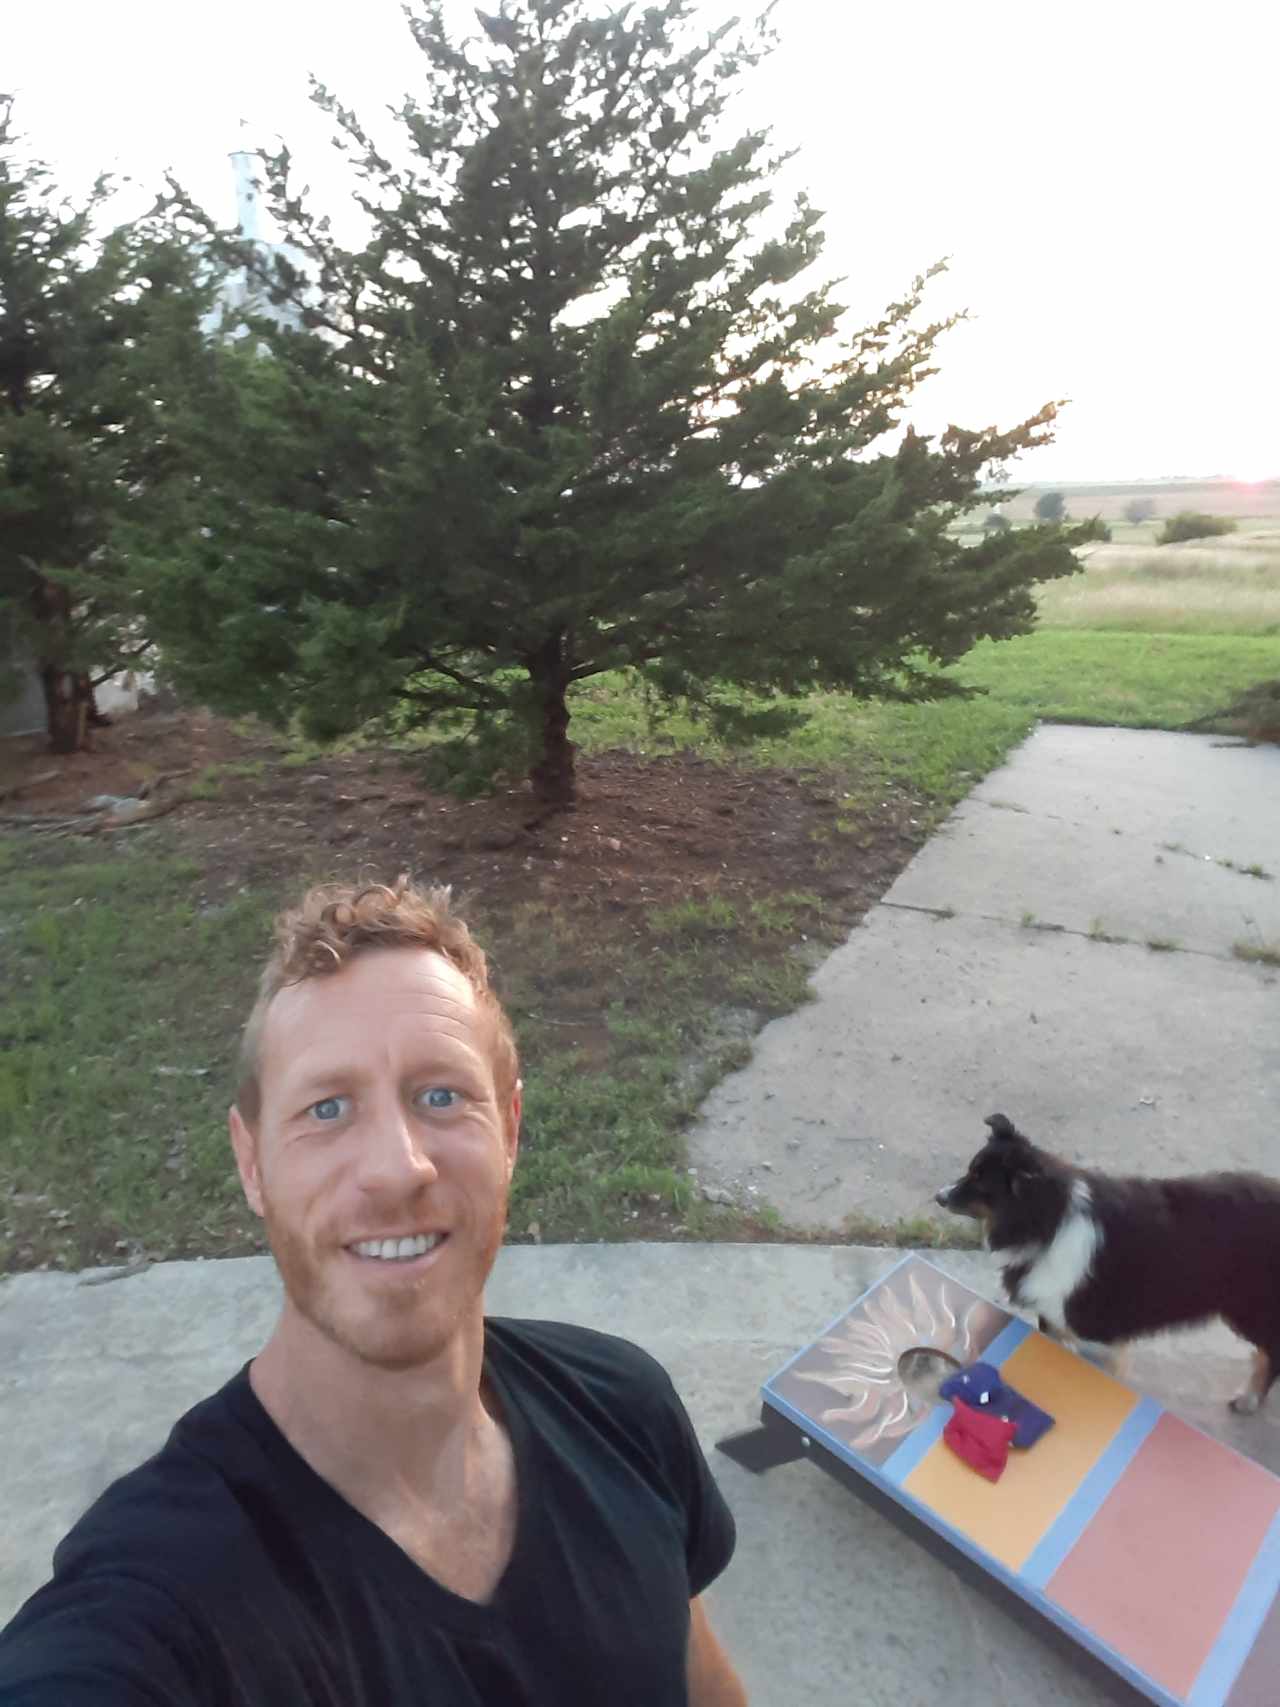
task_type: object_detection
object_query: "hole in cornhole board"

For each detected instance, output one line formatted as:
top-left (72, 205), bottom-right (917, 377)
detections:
top-left (896, 1346), bottom-right (961, 1408)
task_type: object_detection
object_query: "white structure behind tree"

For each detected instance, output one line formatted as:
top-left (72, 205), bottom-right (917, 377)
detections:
top-left (200, 147), bottom-right (314, 339)
top-left (4, 147), bottom-right (313, 739)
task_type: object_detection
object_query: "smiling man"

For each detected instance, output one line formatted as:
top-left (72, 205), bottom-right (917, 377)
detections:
top-left (0, 879), bottom-right (746, 1706)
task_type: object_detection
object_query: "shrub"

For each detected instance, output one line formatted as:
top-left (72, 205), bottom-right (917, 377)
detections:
top-left (1157, 511), bottom-right (1237, 545)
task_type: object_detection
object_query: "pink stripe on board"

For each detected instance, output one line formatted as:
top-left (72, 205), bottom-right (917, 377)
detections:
top-left (1047, 1413), bottom-right (1280, 1700)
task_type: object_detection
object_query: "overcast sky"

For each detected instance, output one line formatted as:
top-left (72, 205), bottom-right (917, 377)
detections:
top-left (8, 0), bottom-right (1277, 482)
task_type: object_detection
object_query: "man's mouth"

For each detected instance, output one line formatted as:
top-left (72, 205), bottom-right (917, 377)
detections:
top-left (347, 1232), bottom-right (447, 1263)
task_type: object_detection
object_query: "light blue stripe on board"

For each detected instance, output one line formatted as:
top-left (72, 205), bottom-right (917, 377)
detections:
top-left (878, 1401), bottom-right (952, 1485)
top-left (1021, 1395), bottom-right (1162, 1589)
top-left (977, 1315), bottom-right (1035, 1374)
top-left (1188, 1507), bottom-right (1280, 1707)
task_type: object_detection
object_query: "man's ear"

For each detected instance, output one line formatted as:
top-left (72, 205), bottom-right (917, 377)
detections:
top-left (229, 1105), bottom-right (265, 1218)
top-left (504, 1080), bottom-right (523, 1179)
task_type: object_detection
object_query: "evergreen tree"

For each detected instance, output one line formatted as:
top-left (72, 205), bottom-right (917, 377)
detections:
top-left (0, 97), bottom-right (214, 751)
top-left (148, 0), bottom-right (1096, 805)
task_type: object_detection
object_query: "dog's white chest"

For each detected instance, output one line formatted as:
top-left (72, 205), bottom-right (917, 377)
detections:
top-left (1008, 1184), bottom-right (1101, 1330)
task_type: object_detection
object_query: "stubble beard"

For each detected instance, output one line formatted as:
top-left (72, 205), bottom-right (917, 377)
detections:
top-left (260, 1178), bottom-right (511, 1373)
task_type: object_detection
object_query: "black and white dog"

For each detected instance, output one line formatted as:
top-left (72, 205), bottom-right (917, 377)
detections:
top-left (935, 1113), bottom-right (1280, 1414)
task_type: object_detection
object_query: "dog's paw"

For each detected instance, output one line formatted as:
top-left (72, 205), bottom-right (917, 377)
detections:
top-left (1230, 1391), bottom-right (1263, 1415)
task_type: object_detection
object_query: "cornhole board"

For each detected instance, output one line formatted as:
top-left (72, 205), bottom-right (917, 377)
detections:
top-left (716, 1254), bottom-right (1280, 1706)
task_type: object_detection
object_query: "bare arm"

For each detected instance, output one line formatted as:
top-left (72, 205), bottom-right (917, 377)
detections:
top-left (686, 1595), bottom-right (748, 1707)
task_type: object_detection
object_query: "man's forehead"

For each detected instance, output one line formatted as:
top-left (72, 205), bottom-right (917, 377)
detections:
top-left (266, 946), bottom-right (480, 1038)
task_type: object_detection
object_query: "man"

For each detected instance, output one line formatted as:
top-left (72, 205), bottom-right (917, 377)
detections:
top-left (0, 878), bottom-right (746, 1704)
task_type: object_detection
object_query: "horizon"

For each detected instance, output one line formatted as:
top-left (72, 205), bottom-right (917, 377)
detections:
top-left (989, 474), bottom-right (1280, 490)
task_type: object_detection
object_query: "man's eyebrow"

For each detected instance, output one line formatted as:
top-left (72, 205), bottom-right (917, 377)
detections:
top-left (282, 1051), bottom-right (488, 1097)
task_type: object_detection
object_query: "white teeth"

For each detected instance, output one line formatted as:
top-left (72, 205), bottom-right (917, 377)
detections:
top-left (351, 1233), bottom-right (441, 1261)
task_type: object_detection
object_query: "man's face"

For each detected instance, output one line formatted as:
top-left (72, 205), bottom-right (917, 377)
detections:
top-left (229, 947), bottom-right (520, 1372)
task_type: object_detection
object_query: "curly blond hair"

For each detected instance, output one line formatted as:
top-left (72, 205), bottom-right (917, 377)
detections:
top-left (235, 877), bottom-right (518, 1124)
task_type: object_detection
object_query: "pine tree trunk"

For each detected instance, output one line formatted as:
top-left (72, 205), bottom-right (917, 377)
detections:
top-left (83, 675), bottom-right (112, 727)
top-left (42, 665), bottom-right (91, 754)
top-left (527, 645), bottom-right (576, 808)
top-left (31, 577), bottom-right (92, 753)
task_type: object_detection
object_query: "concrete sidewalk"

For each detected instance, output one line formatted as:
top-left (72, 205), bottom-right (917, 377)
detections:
top-left (690, 726), bottom-right (1280, 1228)
top-left (4, 1244), bottom-right (1279, 1705)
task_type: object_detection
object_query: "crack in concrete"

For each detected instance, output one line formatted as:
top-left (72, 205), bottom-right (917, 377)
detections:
top-left (877, 900), bottom-right (1261, 964)
top-left (971, 796), bottom-right (1274, 879)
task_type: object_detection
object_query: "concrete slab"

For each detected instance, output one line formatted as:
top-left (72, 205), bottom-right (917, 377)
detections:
top-left (690, 907), bottom-right (1279, 1226)
top-left (963, 725), bottom-right (1280, 863)
top-left (690, 727), bottom-right (1280, 1229)
top-left (891, 729), bottom-right (1280, 957)
top-left (5, 1245), bottom-right (1277, 1706)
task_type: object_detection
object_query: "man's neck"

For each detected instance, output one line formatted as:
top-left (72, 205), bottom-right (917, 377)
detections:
top-left (248, 1303), bottom-right (501, 1522)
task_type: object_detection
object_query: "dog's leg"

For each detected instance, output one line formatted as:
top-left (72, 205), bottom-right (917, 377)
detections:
top-left (1038, 1316), bottom-right (1075, 1347)
top-left (1106, 1342), bottom-right (1134, 1383)
top-left (1230, 1347), bottom-right (1273, 1415)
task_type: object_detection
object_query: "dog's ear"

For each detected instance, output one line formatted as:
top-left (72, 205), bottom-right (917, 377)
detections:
top-left (985, 1112), bottom-right (1020, 1142)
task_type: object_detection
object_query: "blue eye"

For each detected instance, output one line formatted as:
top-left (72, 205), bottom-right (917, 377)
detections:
top-left (418, 1087), bottom-right (459, 1111)
top-left (310, 1096), bottom-right (347, 1122)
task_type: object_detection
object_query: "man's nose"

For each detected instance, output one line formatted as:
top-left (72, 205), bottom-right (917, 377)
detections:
top-left (356, 1101), bottom-right (439, 1190)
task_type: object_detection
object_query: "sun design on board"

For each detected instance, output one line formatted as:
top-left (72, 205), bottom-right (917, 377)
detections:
top-left (789, 1269), bottom-right (1004, 1454)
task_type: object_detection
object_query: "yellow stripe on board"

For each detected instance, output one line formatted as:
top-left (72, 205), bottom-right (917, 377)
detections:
top-left (903, 1333), bottom-right (1138, 1571)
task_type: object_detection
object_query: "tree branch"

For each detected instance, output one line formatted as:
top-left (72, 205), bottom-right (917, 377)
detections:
top-left (415, 653), bottom-right (510, 707)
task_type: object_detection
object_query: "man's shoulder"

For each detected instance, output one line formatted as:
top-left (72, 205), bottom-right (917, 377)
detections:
top-left (1, 1376), bottom-right (263, 1698)
top-left (485, 1316), bottom-right (690, 1472)
top-left (486, 1316), bottom-right (676, 1401)
top-left (485, 1316), bottom-right (734, 1593)
top-left (52, 1370), bottom-right (264, 1587)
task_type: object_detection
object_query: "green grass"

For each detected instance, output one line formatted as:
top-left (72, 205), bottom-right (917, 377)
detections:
top-left (572, 668), bottom-right (1032, 814)
top-left (1034, 534), bottom-right (1280, 635)
top-left (843, 1210), bottom-right (983, 1251)
top-left (186, 766), bottom-right (225, 801)
top-left (0, 844), bottom-right (278, 1270)
top-left (571, 629), bottom-right (1277, 815)
top-left (649, 895), bottom-right (742, 936)
top-left (0, 829), bottom-right (841, 1266)
top-left (952, 632), bottom-right (1280, 731)
top-left (1233, 940), bottom-right (1280, 968)
top-left (1088, 919), bottom-right (1128, 945)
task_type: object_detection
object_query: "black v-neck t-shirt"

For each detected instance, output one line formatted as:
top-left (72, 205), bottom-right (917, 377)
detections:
top-left (0, 1319), bottom-right (736, 1705)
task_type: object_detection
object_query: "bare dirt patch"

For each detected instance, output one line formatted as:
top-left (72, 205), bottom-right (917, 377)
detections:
top-left (2, 704), bottom-right (921, 931)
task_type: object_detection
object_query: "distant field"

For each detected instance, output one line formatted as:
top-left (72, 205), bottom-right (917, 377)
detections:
top-left (1035, 528), bottom-right (1280, 635)
top-left (989, 476), bottom-right (1280, 527)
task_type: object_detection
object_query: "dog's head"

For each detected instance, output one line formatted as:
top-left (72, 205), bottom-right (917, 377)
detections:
top-left (935, 1113), bottom-right (1059, 1236)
